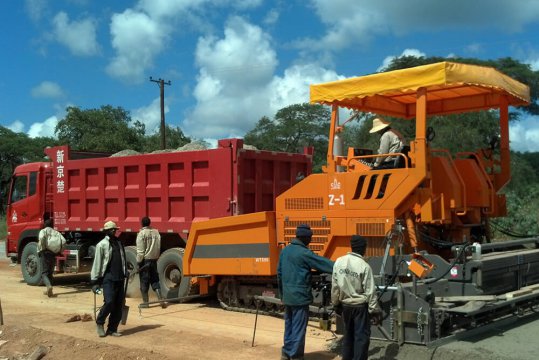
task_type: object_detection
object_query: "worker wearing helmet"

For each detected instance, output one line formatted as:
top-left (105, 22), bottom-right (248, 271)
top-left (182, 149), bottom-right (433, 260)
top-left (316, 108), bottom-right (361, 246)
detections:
top-left (91, 221), bottom-right (127, 337)
top-left (277, 224), bottom-right (335, 360)
top-left (370, 117), bottom-right (405, 169)
top-left (136, 216), bottom-right (165, 308)
top-left (331, 235), bottom-right (381, 360)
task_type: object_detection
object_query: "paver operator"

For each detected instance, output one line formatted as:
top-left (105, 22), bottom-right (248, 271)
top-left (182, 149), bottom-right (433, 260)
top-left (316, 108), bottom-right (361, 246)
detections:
top-left (369, 117), bottom-right (405, 169)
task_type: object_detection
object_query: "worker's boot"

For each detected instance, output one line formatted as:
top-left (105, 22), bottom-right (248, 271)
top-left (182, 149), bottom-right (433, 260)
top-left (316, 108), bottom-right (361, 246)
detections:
top-left (155, 288), bottom-right (167, 309)
top-left (96, 323), bottom-right (106, 337)
top-left (42, 275), bottom-right (53, 297)
top-left (139, 292), bottom-right (149, 308)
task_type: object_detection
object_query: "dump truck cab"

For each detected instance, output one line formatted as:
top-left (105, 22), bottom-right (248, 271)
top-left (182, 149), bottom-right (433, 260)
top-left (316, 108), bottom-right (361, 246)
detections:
top-left (5, 162), bottom-right (51, 261)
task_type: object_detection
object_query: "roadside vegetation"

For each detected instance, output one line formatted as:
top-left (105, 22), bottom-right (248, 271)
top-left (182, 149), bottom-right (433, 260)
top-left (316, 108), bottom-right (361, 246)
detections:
top-left (0, 215), bottom-right (6, 240)
top-left (1, 56), bottom-right (538, 240)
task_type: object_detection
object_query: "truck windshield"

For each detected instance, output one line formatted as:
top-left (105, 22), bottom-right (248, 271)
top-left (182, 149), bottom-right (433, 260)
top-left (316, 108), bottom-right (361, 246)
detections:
top-left (10, 175), bottom-right (28, 203)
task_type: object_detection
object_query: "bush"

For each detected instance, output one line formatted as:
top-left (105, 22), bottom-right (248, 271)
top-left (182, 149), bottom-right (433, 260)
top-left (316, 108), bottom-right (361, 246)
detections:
top-left (0, 214), bottom-right (6, 240)
top-left (493, 186), bottom-right (539, 238)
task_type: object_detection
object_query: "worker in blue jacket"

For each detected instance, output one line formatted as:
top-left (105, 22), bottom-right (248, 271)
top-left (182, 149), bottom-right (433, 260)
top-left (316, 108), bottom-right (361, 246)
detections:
top-left (277, 224), bottom-right (335, 360)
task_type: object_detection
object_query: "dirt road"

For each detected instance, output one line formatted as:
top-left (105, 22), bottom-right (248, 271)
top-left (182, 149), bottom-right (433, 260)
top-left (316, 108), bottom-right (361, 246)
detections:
top-left (0, 240), bottom-right (537, 359)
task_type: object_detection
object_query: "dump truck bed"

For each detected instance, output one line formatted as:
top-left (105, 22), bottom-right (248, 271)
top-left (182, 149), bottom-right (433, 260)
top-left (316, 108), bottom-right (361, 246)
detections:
top-left (43, 139), bottom-right (312, 235)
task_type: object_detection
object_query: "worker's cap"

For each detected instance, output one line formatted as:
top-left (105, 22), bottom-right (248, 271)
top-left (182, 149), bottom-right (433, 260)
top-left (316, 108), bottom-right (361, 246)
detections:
top-left (351, 235), bottom-right (367, 250)
top-left (369, 117), bottom-right (390, 133)
top-left (103, 221), bottom-right (119, 230)
top-left (296, 224), bottom-right (313, 238)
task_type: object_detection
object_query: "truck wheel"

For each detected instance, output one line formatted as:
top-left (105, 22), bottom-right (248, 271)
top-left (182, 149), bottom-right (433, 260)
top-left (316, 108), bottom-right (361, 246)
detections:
top-left (124, 246), bottom-right (140, 299)
top-left (21, 242), bottom-right (43, 285)
top-left (157, 248), bottom-right (192, 301)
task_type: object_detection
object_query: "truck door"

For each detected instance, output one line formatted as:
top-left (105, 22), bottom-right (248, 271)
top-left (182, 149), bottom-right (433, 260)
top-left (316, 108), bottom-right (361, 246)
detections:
top-left (6, 171), bottom-right (41, 253)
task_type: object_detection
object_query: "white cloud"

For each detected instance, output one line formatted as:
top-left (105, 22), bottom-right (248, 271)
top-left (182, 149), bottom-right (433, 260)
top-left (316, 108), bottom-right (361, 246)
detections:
top-left (377, 48), bottom-right (426, 72)
top-left (269, 64), bottom-right (342, 111)
top-left (31, 81), bottom-right (64, 98)
top-left (234, 0), bottom-right (263, 9)
top-left (136, 0), bottom-right (205, 18)
top-left (7, 120), bottom-right (25, 133)
top-left (132, 97), bottom-right (169, 134)
top-left (183, 17), bottom-right (342, 139)
top-left (28, 116), bottom-right (58, 138)
top-left (106, 9), bottom-right (168, 82)
top-left (106, 0), bottom-right (265, 83)
top-left (52, 12), bottom-right (99, 56)
top-left (135, 0), bottom-right (262, 19)
top-left (264, 9), bottom-right (280, 25)
top-left (510, 115), bottom-right (539, 152)
top-left (303, 0), bottom-right (539, 51)
top-left (183, 17), bottom-right (276, 138)
top-left (25, 0), bottom-right (47, 22)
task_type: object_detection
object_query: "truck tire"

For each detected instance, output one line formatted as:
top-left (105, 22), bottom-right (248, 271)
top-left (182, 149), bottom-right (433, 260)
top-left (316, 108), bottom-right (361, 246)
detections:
top-left (124, 246), bottom-right (140, 299)
top-left (21, 242), bottom-right (43, 286)
top-left (157, 248), bottom-right (192, 301)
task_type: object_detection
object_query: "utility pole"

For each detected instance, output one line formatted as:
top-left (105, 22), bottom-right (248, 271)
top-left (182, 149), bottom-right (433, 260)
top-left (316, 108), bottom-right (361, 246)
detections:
top-left (150, 77), bottom-right (171, 149)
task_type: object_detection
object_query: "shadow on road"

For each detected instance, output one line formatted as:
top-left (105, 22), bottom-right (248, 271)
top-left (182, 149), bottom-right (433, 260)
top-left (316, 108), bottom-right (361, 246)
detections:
top-left (121, 324), bottom-right (164, 336)
top-left (305, 350), bottom-right (337, 359)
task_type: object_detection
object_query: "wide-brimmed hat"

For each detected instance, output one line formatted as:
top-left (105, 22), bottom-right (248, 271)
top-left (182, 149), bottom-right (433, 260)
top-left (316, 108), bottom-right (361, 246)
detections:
top-left (103, 221), bottom-right (119, 230)
top-left (369, 117), bottom-right (390, 133)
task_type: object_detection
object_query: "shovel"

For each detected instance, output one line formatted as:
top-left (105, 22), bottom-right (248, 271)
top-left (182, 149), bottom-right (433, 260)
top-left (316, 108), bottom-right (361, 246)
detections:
top-left (121, 275), bottom-right (130, 325)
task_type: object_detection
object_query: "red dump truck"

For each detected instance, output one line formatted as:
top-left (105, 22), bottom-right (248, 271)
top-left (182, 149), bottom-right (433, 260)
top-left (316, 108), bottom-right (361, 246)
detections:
top-left (4, 138), bottom-right (312, 298)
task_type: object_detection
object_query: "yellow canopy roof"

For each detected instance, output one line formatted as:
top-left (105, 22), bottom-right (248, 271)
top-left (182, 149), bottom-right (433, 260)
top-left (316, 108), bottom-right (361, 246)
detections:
top-left (310, 62), bottom-right (530, 119)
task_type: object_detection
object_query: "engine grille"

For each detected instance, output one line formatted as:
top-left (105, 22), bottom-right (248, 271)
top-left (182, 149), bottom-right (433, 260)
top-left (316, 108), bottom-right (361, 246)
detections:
top-left (285, 197), bottom-right (324, 210)
top-left (356, 222), bottom-right (386, 236)
top-left (284, 220), bottom-right (331, 253)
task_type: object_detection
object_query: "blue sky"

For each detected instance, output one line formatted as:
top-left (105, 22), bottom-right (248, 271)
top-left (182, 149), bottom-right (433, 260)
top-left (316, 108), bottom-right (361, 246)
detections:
top-left (1, 0), bottom-right (539, 151)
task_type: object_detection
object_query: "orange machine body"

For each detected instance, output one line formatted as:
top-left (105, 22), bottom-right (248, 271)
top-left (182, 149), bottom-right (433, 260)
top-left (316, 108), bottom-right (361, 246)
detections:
top-left (184, 62), bottom-right (530, 276)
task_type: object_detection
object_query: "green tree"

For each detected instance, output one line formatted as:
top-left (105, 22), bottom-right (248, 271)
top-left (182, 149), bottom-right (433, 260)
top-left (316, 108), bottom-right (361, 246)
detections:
top-left (492, 152), bottom-right (539, 237)
top-left (494, 184), bottom-right (539, 237)
top-left (504, 152), bottom-right (539, 194)
top-left (55, 105), bottom-right (145, 152)
top-left (517, 152), bottom-right (539, 179)
top-left (244, 103), bottom-right (331, 171)
top-left (142, 125), bottom-right (191, 152)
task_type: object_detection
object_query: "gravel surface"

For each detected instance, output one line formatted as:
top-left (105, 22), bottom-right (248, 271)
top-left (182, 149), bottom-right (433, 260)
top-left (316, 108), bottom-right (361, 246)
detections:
top-left (1, 240), bottom-right (538, 359)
